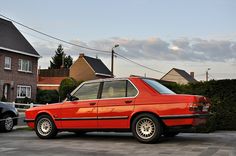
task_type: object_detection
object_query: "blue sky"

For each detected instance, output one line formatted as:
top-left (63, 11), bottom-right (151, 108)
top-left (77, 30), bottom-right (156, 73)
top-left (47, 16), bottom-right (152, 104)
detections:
top-left (1, 0), bottom-right (236, 80)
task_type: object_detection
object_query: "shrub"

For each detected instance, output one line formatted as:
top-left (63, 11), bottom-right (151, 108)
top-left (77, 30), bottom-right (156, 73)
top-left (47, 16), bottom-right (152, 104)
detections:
top-left (36, 89), bottom-right (59, 104)
top-left (59, 77), bottom-right (83, 101)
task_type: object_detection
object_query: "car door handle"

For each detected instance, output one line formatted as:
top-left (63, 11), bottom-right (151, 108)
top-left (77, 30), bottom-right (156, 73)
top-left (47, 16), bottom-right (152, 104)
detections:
top-left (89, 102), bottom-right (96, 105)
top-left (125, 100), bottom-right (133, 104)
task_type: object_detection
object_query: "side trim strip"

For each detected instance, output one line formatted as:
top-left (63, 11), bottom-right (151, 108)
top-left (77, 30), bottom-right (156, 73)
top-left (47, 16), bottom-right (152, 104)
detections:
top-left (55, 116), bottom-right (129, 121)
top-left (160, 114), bottom-right (210, 120)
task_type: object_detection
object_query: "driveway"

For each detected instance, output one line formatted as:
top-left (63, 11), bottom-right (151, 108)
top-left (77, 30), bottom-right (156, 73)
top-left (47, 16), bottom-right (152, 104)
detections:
top-left (0, 130), bottom-right (235, 156)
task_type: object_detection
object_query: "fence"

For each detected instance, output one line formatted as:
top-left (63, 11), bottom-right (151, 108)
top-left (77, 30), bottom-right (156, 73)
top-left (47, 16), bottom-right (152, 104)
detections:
top-left (2, 102), bottom-right (45, 112)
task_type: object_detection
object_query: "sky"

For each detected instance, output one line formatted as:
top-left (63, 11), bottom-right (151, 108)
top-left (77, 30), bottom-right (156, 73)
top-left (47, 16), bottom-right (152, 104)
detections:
top-left (1, 0), bottom-right (236, 80)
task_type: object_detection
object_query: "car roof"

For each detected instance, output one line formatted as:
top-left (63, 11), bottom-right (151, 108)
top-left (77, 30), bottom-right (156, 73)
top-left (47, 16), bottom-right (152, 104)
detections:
top-left (83, 77), bottom-right (134, 83)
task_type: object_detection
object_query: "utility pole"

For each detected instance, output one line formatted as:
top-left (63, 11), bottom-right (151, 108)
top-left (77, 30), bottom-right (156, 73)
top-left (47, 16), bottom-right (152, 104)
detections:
top-left (61, 53), bottom-right (65, 68)
top-left (206, 68), bottom-right (210, 81)
top-left (111, 44), bottom-right (119, 76)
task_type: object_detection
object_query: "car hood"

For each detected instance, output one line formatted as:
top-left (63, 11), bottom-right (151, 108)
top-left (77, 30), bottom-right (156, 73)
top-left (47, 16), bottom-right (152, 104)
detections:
top-left (27, 103), bottom-right (62, 111)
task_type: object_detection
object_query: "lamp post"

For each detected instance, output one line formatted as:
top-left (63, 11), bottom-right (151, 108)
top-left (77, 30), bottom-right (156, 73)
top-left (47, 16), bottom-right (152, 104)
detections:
top-left (111, 44), bottom-right (119, 76)
top-left (206, 68), bottom-right (211, 81)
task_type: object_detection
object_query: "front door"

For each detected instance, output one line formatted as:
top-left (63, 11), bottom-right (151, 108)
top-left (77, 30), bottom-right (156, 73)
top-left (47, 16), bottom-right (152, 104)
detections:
top-left (2, 84), bottom-right (10, 101)
top-left (97, 80), bottom-right (138, 129)
top-left (60, 82), bottom-right (100, 129)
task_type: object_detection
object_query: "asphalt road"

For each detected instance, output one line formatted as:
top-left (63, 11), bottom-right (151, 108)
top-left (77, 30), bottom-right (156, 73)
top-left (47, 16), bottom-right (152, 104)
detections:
top-left (0, 130), bottom-right (235, 156)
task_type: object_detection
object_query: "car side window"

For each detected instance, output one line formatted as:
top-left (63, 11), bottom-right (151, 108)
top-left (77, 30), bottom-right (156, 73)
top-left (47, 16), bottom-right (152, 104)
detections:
top-left (73, 82), bottom-right (100, 100)
top-left (102, 80), bottom-right (126, 98)
top-left (101, 80), bottom-right (138, 99)
top-left (127, 81), bottom-right (138, 97)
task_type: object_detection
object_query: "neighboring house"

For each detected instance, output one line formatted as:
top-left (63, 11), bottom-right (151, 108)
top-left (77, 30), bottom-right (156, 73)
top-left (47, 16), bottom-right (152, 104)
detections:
top-left (160, 68), bottom-right (197, 84)
top-left (70, 53), bottom-right (113, 81)
top-left (37, 53), bottom-right (112, 90)
top-left (0, 18), bottom-right (40, 102)
top-left (37, 68), bottom-right (69, 90)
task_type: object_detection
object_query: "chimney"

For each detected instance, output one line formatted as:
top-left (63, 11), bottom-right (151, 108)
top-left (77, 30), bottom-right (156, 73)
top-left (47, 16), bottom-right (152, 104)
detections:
top-left (190, 72), bottom-right (194, 78)
top-left (79, 53), bottom-right (85, 58)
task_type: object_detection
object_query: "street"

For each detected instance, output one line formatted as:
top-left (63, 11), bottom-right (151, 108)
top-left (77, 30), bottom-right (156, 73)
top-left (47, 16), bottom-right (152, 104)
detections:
top-left (0, 130), bottom-right (235, 156)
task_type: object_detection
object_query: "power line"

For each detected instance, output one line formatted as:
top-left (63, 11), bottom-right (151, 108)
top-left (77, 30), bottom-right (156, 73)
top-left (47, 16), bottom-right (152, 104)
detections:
top-left (115, 52), bottom-right (207, 77)
top-left (0, 13), bottom-right (207, 78)
top-left (0, 14), bottom-right (110, 54)
top-left (115, 52), bottom-right (167, 75)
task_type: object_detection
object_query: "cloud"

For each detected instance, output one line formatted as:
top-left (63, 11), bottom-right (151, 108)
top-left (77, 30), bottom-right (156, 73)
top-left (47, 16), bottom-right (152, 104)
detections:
top-left (32, 37), bottom-right (236, 65)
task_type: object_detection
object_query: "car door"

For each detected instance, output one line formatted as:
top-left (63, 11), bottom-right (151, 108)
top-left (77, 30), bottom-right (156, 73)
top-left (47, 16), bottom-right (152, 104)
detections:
top-left (97, 80), bottom-right (138, 129)
top-left (60, 82), bottom-right (100, 129)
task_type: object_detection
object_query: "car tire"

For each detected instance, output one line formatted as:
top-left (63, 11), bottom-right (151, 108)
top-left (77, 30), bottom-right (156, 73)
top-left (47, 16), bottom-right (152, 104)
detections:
top-left (0, 114), bottom-right (14, 132)
top-left (132, 113), bottom-right (162, 143)
top-left (35, 115), bottom-right (58, 139)
top-left (163, 131), bottom-right (179, 137)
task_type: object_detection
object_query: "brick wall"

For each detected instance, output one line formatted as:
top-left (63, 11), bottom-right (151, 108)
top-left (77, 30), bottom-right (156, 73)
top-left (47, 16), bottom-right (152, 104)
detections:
top-left (0, 50), bottom-right (38, 102)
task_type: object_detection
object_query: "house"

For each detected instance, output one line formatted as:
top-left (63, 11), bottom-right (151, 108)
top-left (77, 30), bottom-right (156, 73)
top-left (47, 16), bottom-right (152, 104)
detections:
top-left (0, 18), bottom-right (40, 102)
top-left (70, 53), bottom-right (113, 81)
top-left (37, 68), bottom-right (69, 90)
top-left (160, 68), bottom-right (197, 84)
top-left (37, 53), bottom-right (112, 90)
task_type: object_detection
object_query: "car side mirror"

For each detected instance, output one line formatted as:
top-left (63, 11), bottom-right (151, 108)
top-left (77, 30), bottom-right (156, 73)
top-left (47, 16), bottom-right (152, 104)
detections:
top-left (66, 94), bottom-right (79, 101)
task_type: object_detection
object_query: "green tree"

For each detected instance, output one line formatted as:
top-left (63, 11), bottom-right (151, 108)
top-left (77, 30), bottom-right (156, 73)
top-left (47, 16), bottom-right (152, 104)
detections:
top-left (59, 78), bottom-right (83, 101)
top-left (49, 44), bottom-right (73, 69)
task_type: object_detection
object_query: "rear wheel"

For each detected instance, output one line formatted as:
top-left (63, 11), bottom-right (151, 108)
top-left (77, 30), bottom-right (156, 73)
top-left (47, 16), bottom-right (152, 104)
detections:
top-left (132, 113), bottom-right (162, 143)
top-left (0, 114), bottom-right (14, 132)
top-left (35, 115), bottom-right (57, 139)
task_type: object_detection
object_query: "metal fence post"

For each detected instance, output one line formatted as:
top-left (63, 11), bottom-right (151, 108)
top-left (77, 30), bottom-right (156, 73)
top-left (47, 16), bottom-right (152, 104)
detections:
top-left (30, 103), bottom-right (34, 108)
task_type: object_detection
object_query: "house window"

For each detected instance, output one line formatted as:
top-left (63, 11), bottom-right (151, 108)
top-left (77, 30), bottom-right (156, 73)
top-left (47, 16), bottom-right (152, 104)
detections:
top-left (17, 85), bottom-right (31, 98)
top-left (18, 59), bottom-right (32, 72)
top-left (4, 57), bottom-right (11, 70)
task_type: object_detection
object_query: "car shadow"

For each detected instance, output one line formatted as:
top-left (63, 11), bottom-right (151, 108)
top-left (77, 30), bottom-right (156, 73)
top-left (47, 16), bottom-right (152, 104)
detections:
top-left (55, 132), bottom-right (212, 144)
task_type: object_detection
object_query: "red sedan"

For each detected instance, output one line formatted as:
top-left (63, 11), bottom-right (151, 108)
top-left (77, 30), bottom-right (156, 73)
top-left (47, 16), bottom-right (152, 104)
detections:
top-left (25, 77), bottom-right (210, 143)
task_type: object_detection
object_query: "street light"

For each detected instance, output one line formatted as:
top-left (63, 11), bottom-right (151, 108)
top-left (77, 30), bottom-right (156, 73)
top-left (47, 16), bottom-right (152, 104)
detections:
top-left (111, 44), bottom-right (119, 76)
top-left (206, 68), bottom-right (211, 81)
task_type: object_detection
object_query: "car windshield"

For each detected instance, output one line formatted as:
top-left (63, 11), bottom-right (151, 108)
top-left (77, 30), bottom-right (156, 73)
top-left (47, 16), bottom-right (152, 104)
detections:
top-left (142, 79), bottom-right (176, 94)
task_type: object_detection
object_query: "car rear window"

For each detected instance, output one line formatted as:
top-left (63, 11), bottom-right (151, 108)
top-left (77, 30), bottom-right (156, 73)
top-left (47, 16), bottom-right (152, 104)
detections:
top-left (142, 79), bottom-right (175, 94)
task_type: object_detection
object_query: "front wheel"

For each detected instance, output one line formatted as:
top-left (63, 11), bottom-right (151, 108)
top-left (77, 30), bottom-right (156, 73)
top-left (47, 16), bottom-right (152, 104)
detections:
top-left (0, 114), bottom-right (14, 132)
top-left (35, 115), bottom-right (58, 139)
top-left (132, 113), bottom-right (162, 143)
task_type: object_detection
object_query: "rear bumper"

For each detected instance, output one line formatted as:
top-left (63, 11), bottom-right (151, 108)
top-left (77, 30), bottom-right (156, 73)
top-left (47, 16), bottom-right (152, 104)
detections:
top-left (161, 113), bottom-right (210, 120)
top-left (161, 113), bottom-right (211, 127)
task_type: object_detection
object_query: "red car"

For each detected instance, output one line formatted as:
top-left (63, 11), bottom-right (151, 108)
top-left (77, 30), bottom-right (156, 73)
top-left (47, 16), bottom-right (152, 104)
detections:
top-left (25, 77), bottom-right (210, 143)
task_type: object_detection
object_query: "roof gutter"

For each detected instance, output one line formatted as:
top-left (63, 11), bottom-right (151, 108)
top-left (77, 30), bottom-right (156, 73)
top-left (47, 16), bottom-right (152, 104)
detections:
top-left (95, 73), bottom-right (113, 77)
top-left (0, 46), bottom-right (41, 58)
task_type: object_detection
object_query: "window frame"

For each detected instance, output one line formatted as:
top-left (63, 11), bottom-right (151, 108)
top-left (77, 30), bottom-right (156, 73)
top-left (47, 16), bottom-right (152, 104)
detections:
top-left (4, 56), bottom-right (12, 70)
top-left (70, 79), bottom-right (139, 102)
top-left (18, 59), bottom-right (32, 73)
top-left (17, 85), bottom-right (32, 98)
top-left (72, 82), bottom-right (101, 101)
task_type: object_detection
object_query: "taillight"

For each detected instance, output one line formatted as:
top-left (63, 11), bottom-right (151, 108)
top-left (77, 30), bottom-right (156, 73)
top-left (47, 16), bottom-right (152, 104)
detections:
top-left (189, 102), bottom-right (210, 112)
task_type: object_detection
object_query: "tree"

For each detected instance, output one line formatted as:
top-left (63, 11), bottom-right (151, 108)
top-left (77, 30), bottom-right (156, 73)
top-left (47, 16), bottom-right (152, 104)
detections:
top-left (59, 78), bottom-right (83, 101)
top-left (49, 44), bottom-right (73, 69)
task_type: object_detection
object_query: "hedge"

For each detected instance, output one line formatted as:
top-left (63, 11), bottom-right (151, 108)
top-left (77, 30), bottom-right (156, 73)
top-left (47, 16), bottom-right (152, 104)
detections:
top-left (161, 79), bottom-right (236, 132)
